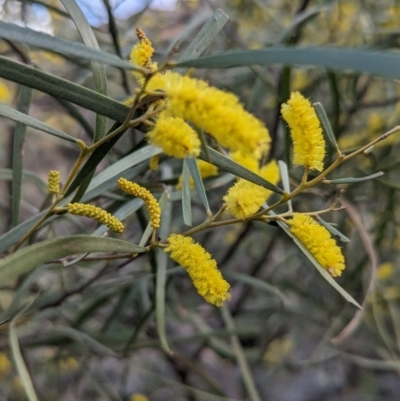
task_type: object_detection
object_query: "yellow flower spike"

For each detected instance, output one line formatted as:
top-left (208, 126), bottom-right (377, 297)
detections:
top-left (130, 27), bottom-right (154, 68)
top-left (281, 92), bottom-right (326, 172)
top-left (146, 112), bottom-right (201, 159)
top-left (67, 203), bottom-right (124, 233)
top-left (164, 234), bottom-right (230, 306)
top-left (47, 170), bottom-right (61, 194)
top-left (161, 73), bottom-right (270, 158)
top-left (288, 213), bottom-right (345, 277)
top-left (223, 179), bottom-right (269, 219)
top-left (117, 178), bottom-right (161, 228)
top-left (149, 154), bottom-right (160, 171)
top-left (223, 160), bottom-right (280, 219)
top-left (130, 27), bottom-right (157, 86)
top-left (176, 160), bottom-right (218, 189)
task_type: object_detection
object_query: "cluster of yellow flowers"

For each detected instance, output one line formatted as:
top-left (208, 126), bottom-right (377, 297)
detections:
top-left (130, 29), bottom-right (270, 160)
top-left (281, 91), bottom-right (325, 172)
top-left (117, 177), bottom-right (161, 228)
top-left (67, 203), bottom-right (125, 233)
top-left (126, 30), bottom-right (347, 305)
top-left (224, 160), bottom-right (280, 219)
top-left (289, 214), bottom-right (345, 277)
top-left (47, 170), bottom-right (61, 194)
top-left (164, 234), bottom-right (230, 306)
top-left (146, 112), bottom-right (201, 158)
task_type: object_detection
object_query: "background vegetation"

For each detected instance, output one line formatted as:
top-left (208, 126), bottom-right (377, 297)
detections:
top-left (1, 0), bottom-right (400, 400)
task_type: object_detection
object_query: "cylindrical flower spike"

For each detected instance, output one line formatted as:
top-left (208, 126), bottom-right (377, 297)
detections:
top-left (146, 113), bottom-right (201, 159)
top-left (68, 203), bottom-right (124, 233)
top-left (48, 170), bottom-right (61, 194)
top-left (117, 178), bottom-right (161, 228)
top-left (164, 234), bottom-right (230, 306)
top-left (281, 92), bottom-right (326, 172)
top-left (223, 160), bottom-right (280, 219)
top-left (162, 73), bottom-right (270, 159)
top-left (130, 27), bottom-right (157, 86)
top-left (288, 213), bottom-right (345, 277)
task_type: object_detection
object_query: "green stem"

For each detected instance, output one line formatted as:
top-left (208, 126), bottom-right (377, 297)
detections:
top-left (221, 304), bottom-right (261, 401)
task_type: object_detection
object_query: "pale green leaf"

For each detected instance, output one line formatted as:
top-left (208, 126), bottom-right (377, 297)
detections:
top-left (11, 86), bottom-right (32, 227)
top-left (0, 236), bottom-right (146, 284)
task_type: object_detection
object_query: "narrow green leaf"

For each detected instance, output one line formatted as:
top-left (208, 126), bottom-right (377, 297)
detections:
top-left (64, 198), bottom-right (144, 266)
top-left (10, 314), bottom-right (39, 401)
top-left (50, 326), bottom-right (116, 356)
top-left (156, 200), bottom-right (173, 355)
top-left (55, 98), bottom-right (94, 138)
top-left (4, 266), bottom-right (48, 320)
top-left (0, 168), bottom-right (47, 194)
top-left (200, 147), bottom-right (285, 195)
top-left (0, 56), bottom-right (130, 122)
top-left (60, 0), bottom-right (108, 142)
top-left (278, 160), bottom-right (291, 210)
top-left (62, 5), bottom-right (107, 141)
top-left (0, 21), bottom-right (141, 71)
top-left (316, 216), bottom-right (350, 243)
top-left (313, 102), bottom-right (340, 152)
top-left (220, 305), bottom-right (262, 401)
top-left (268, 209), bottom-right (361, 308)
top-left (181, 159), bottom-right (192, 226)
top-left (72, 144), bottom-right (162, 200)
top-left (0, 102), bottom-right (79, 143)
top-left (337, 350), bottom-right (400, 371)
top-left (174, 8), bottom-right (229, 75)
top-left (0, 236), bottom-right (146, 284)
top-left (323, 171), bottom-right (384, 184)
top-left (20, 0), bottom-right (72, 19)
top-left (12, 86), bottom-right (32, 227)
top-left (186, 156), bottom-right (210, 213)
top-left (224, 271), bottom-right (287, 304)
top-left (0, 212), bottom-right (47, 253)
top-left (177, 47), bottom-right (400, 81)
top-left (82, 164), bottom-right (148, 202)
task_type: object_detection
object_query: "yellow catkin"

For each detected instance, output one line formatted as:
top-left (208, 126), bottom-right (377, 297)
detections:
top-left (288, 213), bottom-right (345, 277)
top-left (162, 73), bottom-right (270, 159)
top-left (223, 160), bottom-right (280, 219)
top-left (146, 112), bottom-right (201, 159)
top-left (47, 170), bottom-right (61, 194)
top-left (281, 91), bottom-right (325, 172)
top-left (137, 72), bottom-right (270, 158)
top-left (67, 203), bottom-right (124, 233)
top-left (117, 178), bottom-right (161, 228)
top-left (149, 154), bottom-right (160, 171)
top-left (176, 160), bottom-right (218, 189)
top-left (130, 27), bottom-right (157, 86)
top-left (164, 234), bottom-right (230, 306)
